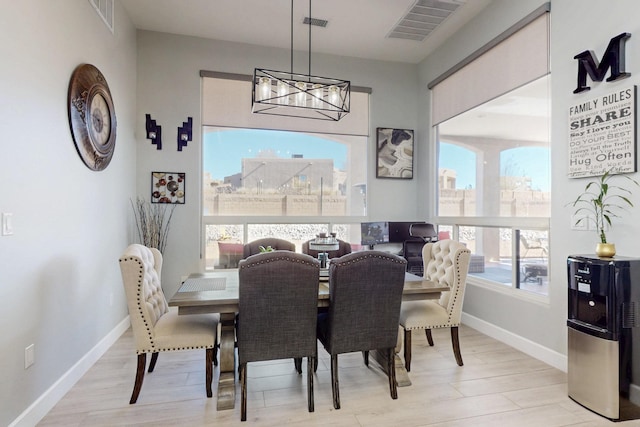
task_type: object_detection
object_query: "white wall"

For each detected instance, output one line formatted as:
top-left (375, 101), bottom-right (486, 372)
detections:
top-left (0, 1), bottom-right (137, 425)
top-left (135, 31), bottom-right (421, 297)
top-left (418, 0), bottom-right (640, 363)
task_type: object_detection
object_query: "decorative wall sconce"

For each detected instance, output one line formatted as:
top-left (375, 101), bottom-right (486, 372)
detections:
top-left (177, 117), bottom-right (193, 151)
top-left (145, 114), bottom-right (162, 150)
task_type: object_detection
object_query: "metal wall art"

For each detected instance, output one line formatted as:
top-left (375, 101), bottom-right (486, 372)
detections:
top-left (151, 172), bottom-right (185, 204)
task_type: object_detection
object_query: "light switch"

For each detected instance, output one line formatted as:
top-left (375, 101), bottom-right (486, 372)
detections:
top-left (2, 212), bottom-right (14, 236)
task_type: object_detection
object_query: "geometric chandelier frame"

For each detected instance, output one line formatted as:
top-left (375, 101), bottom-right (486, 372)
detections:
top-left (252, 68), bottom-right (350, 121)
top-left (251, 0), bottom-right (350, 121)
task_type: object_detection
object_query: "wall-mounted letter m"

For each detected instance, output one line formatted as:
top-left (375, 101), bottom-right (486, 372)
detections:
top-left (573, 32), bottom-right (631, 94)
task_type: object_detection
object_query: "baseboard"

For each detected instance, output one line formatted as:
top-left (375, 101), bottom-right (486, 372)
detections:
top-left (462, 313), bottom-right (567, 372)
top-left (9, 316), bottom-right (130, 427)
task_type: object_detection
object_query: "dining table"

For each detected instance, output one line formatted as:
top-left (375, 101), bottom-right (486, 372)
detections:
top-left (168, 269), bottom-right (448, 410)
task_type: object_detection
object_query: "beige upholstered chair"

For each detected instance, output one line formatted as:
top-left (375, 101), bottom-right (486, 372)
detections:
top-left (399, 240), bottom-right (471, 369)
top-left (317, 251), bottom-right (407, 409)
top-left (238, 251), bottom-right (320, 421)
top-left (119, 244), bottom-right (219, 404)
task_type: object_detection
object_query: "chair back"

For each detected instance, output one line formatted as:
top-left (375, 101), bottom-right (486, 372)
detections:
top-left (242, 237), bottom-right (295, 258)
top-left (302, 239), bottom-right (352, 258)
top-left (422, 240), bottom-right (471, 322)
top-left (238, 251), bottom-right (320, 363)
top-left (119, 244), bottom-right (169, 352)
top-left (409, 223), bottom-right (438, 242)
top-left (325, 251), bottom-right (407, 354)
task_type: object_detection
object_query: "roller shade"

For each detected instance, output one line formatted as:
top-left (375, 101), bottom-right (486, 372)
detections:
top-left (202, 72), bottom-right (370, 136)
top-left (431, 9), bottom-right (549, 126)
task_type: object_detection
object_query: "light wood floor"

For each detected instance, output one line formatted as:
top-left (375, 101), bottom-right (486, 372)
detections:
top-left (39, 325), bottom-right (635, 426)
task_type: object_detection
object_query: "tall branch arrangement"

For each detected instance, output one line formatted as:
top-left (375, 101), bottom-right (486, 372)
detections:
top-left (131, 197), bottom-right (176, 253)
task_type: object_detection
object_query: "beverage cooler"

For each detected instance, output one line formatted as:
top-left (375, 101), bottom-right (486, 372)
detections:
top-left (567, 255), bottom-right (640, 421)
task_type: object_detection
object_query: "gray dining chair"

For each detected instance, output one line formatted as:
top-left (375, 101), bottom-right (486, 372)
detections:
top-left (316, 251), bottom-right (407, 409)
top-left (399, 239), bottom-right (471, 369)
top-left (237, 251), bottom-right (320, 421)
top-left (242, 237), bottom-right (295, 258)
top-left (118, 244), bottom-right (219, 404)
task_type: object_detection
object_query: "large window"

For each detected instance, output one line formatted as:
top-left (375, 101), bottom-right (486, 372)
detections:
top-left (431, 10), bottom-right (550, 297)
top-left (200, 74), bottom-right (370, 270)
top-left (202, 128), bottom-right (366, 217)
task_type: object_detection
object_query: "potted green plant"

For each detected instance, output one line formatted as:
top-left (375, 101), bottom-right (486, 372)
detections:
top-left (570, 170), bottom-right (638, 257)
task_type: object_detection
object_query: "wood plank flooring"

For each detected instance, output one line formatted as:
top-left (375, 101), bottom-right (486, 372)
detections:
top-left (38, 325), bottom-right (634, 426)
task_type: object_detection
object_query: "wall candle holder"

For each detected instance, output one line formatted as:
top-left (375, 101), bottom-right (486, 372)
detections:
top-left (177, 117), bottom-right (192, 151)
top-left (145, 114), bottom-right (162, 150)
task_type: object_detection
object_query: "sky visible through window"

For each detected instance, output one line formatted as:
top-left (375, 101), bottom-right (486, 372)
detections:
top-left (203, 129), bottom-right (347, 180)
top-left (439, 143), bottom-right (550, 191)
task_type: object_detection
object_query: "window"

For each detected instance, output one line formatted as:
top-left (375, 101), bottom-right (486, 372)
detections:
top-left (431, 10), bottom-right (550, 296)
top-left (200, 74), bottom-right (370, 270)
top-left (203, 128), bottom-right (366, 217)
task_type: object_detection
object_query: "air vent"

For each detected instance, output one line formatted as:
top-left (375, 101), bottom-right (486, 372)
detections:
top-left (388, 0), bottom-right (463, 42)
top-left (88, 0), bottom-right (114, 33)
top-left (303, 17), bottom-right (328, 28)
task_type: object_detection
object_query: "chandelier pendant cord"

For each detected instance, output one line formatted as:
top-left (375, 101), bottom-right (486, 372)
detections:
top-left (289, 0), bottom-right (314, 81)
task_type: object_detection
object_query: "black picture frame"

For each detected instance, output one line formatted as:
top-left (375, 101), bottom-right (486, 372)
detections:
top-left (376, 127), bottom-right (414, 179)
top-left (151, 172), bottom-right (185, 204)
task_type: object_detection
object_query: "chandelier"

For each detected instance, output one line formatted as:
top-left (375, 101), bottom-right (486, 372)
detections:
top-left (252, 0), bottom-right (350, 121)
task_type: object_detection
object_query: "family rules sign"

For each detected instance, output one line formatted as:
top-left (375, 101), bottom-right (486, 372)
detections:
top-left (568, 85), bottom-right (637, 178)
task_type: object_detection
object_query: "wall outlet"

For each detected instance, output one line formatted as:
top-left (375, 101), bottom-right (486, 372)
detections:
top-left (25, 344), bottom-right (34, 369)
top-left (2, 212), bottom-right (13, 236)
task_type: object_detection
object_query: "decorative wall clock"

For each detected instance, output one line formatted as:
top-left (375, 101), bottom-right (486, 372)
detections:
top-left (67, 64), bottom-right (117, 171)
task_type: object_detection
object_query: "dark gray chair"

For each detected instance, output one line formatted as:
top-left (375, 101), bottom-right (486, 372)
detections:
top-left (403, 223), bottom-right (438, 275)
top-left (316, 251), bottom-right (407, 409)
top-left (242, 237), bottom-right (295, 259)
top-left (237, 251), bottom-right (320, 421)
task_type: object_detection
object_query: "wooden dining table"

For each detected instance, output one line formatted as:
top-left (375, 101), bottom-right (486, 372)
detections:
top-left (168, 269), bottom-right (448, 410)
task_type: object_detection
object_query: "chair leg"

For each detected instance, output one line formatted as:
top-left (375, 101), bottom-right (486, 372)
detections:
top-left (206, 348), bottom-right (214, 398)
top-left (129, 353), bottom-right (146, 404)
top-left (362, 350), bottom-right (369, 366)
top-left (331, 354), bottom-right (340, 410)
top-left (425, 328), bottom-right (434, 346)
top-left (387, 347), bottom-right (398, 400)
top-left (240, 363), bottom-right (248, 421)
top-left (148, 352), bottom-right (159, 372)
top-left (451, 326), bottom-right (464, 366)
top-left (294, 357), bottom-right (303, 374)
top-left (403, 329), bottom-right (412, 372)
top-left (307, 357), bottom-right (315, 413)
top-left (213, 341), bottom-right (218, 366)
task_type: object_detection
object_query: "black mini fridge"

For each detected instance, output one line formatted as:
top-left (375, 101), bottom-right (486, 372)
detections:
top-left (567, 255), bottom-right (640, 421)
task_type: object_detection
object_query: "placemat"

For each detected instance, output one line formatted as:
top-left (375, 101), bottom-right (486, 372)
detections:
top-left (180, 277), bottom-right (226, 291)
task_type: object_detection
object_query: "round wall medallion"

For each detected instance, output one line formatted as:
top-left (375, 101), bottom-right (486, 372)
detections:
top-left (68, 64), bottom-right (117, 171)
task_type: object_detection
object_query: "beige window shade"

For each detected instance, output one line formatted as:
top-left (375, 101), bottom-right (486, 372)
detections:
top-left (202, 75), bottom-right (370, 136)
top-left (431, 11), bottom-right (549, 126)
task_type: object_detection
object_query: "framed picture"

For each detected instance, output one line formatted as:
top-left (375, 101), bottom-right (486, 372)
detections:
top-left (151, 172), bottom-right (185, 204)
top-left (376, 128), bottom-right (414, 179)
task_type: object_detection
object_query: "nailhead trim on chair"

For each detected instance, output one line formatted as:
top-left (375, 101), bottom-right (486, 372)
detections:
top-left (239, 253), bottom-right (319, 269)
top-left (333, 252), bottom-right (406, 268)
top-left (120, 256), bottom-right (214, 354)
top-left (403, 245), bottom-right (470, 330)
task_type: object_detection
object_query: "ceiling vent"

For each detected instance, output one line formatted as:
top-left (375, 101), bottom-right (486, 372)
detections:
top-left (388, 0), bottom-right (464, 41)
top-left (303, 17), bottom-right (328, 28)
top-left (88, 0), bottom-right (114, 33)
